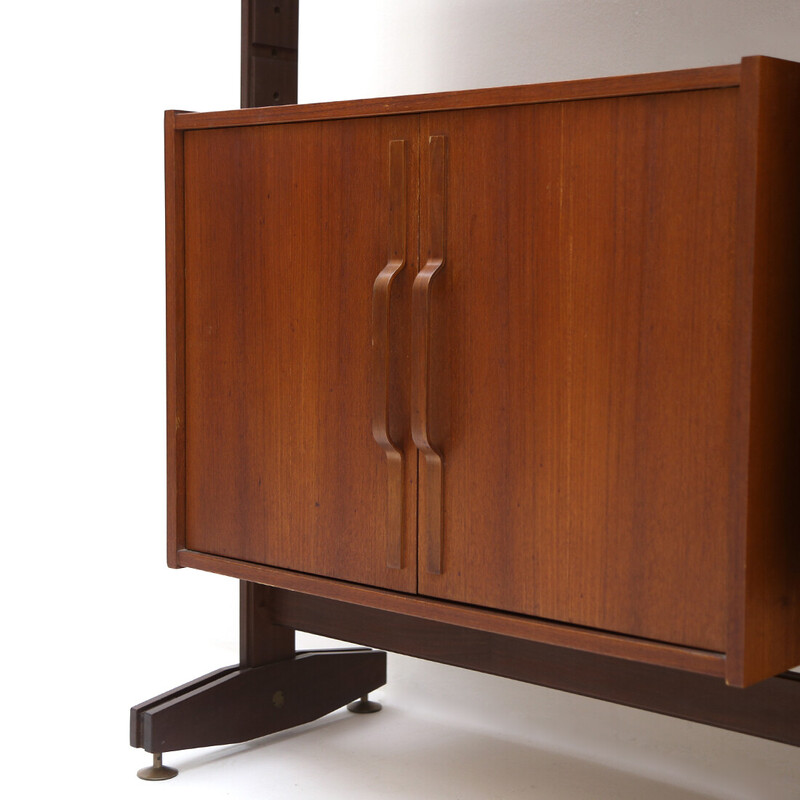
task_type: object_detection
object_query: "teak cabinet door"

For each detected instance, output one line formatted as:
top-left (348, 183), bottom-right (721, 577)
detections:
top-left (416, 90), bottom-right (740, 651)
top-left (183, 117), bottom-right (418, 592)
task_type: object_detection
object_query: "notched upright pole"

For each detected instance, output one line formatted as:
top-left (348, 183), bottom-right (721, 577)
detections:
top-left (242, 0), bottom-right (299, 108)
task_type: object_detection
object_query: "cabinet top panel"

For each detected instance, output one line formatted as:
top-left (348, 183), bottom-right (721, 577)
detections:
top-left (172, 60), bottom-right (752, 131)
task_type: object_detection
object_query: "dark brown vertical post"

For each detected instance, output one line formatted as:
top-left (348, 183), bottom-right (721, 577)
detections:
top-left (242, 0), bottom-right (299, 108)
top-left (240, 582), bottom-right (296, 667)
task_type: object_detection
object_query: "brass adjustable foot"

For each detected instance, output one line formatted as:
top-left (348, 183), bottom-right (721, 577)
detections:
top-left (137, 752), bottom-right (178, 781)
top-left (347, 694), bottom-right (382, 714)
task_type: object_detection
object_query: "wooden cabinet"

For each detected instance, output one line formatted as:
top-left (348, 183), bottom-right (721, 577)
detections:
top-left (166, 56), bottom-right (800, 690)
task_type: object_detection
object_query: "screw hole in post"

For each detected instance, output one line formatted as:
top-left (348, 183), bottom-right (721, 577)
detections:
top-left (273, 92), bottom-right (280, 102)
top-left (274, 5), bottom-right (280, 12)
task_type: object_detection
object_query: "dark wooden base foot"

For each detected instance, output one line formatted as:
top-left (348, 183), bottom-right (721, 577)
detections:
top-left (130, 648), bottom-right (386, 754)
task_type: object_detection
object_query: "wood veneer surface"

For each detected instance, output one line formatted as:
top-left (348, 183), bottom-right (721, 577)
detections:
top-left (178, 63), bottom-right (740, 130)
top-left (183, 116), bottom-right (419, 592)
top-left (417, 89), bottom-right (738, 652)
top-left (167, 57), bottom-right (800, 682)
top-left (728, 55), bottom-right (800, 685)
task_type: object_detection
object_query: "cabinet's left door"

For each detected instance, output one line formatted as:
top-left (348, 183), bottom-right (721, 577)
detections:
top-left (176, 115), bottom-right (419, 592)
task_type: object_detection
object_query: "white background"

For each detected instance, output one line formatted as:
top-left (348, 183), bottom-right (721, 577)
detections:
top-left (1, 1), bottom-right (798, 797)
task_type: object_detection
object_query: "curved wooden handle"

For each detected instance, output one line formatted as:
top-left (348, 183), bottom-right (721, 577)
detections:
top-left (372, 139), bottom-right (407, 569)
top-left (412, 134), bottom-right (447, 575)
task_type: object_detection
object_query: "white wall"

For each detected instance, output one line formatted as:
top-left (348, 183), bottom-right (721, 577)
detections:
top-left (299, 0), bottom-right (800, 102)
top-left (0, 1), bottom-right (244, 796)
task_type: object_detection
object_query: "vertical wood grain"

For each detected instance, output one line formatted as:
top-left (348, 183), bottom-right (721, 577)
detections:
top-left (183, 116), bottom-right (419, 592)
top-left (165, 110), bottom-right (186, 568)
top-left (419, 90), bottom-right (738, 651)
top-left (728, 55), bottom-right (800, 686)
top-left (413, 134), bottom-right (448, 575)
top-left (171, 61), bottom-right (800, 682)
top-left (372, 139), bottom-right (408, 569)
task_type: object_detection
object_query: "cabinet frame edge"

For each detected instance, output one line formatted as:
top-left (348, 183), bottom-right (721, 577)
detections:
top-left (165, 111), bottom-right (187, 568)
top-left (175, 63), bottom-right (742, 132)
top-left (176, 548), bottom-right (725, 678)
top-left (727, 55), bottom-right (800, 686)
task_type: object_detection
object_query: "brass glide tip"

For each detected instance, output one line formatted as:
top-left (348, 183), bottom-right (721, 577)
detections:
top-left (137, 752), bottom-right (178, 781)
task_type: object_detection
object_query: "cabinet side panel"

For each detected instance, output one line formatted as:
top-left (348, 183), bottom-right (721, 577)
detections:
top-left (165, 111), bottom-right (186, 567)
top-left (728, 56), bottom-right (800, 686)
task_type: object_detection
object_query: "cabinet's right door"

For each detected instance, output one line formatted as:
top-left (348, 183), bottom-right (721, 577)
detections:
top-left (417, 89), bottom-right (739, 651)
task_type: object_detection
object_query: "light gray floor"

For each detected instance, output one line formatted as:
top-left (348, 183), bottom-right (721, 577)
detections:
top-left (121, 646), bottom-right (800, 800)
top-left (6, 558), bottom-right (798, 800)
top-left (104, 573), bottom-right (797, 800)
